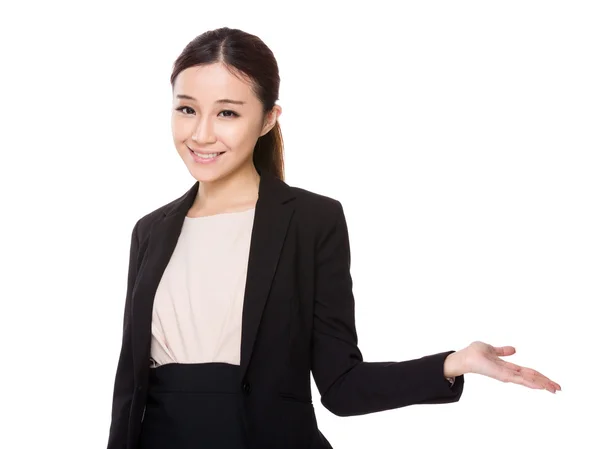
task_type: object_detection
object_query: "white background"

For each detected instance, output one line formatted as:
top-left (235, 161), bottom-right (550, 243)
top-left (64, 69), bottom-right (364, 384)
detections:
top-left (1, 1), bottom-right (598, 448)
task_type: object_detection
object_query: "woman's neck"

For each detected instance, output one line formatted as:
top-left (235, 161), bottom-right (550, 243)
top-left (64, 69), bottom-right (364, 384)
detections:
top-left (189, 166), bottom-right (260, 216)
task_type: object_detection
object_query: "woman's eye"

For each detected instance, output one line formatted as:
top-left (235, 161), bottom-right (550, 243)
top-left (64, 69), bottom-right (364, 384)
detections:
top-left (175, 107), bottom-right (238, 118)
top-left (219, 110), bottom-right (239, 118)
top-left (176, 106), bottom-right (195, 115)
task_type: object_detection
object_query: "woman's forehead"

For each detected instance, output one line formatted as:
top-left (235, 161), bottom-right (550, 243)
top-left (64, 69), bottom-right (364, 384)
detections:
top-left (173, 64), bottom-right (255, 102)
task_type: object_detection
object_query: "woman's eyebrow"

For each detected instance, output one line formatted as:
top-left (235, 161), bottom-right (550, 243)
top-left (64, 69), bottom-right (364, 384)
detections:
top-left (175, 94), bottom-right (246, 105)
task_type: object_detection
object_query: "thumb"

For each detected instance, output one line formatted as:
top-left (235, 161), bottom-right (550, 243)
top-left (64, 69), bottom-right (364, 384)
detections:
top-left (494, 345), bottom-right (516, 357)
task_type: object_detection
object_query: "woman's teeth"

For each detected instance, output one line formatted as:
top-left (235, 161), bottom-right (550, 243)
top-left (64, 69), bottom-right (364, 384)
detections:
top-left (194, 151), bottom-right (219, 159)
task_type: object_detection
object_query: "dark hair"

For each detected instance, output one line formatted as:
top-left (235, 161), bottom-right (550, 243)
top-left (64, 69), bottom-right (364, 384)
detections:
top-left (170, 27), bottom-right (285, 181)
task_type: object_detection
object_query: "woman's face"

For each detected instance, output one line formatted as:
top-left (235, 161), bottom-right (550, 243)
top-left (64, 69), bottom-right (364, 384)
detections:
top-left (171, 63), bottom-right (279, 184)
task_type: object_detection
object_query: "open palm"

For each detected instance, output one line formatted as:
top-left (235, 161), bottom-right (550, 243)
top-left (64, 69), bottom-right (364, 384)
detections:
top-left (463, 341), bottom-right (561, 393)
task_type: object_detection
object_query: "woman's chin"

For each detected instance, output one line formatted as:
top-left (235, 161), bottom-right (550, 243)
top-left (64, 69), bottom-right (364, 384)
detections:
top-left (187, 165), bottom-right (232, 184)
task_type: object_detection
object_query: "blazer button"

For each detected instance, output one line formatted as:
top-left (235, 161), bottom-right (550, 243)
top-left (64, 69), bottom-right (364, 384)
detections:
top-left (242, 381), bottom-right (251, 395)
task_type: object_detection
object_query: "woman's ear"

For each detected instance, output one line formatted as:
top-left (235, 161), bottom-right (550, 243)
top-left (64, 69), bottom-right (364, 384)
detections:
top-left (260, 105), bottom-right (282, 136)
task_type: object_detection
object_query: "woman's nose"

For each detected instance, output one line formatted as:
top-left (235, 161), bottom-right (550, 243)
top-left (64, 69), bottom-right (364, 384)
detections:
top-left (191, 119), bottom-right (216, 144)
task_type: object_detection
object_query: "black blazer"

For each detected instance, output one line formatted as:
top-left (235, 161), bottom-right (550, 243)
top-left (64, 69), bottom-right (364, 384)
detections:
top-left (107, 169), bottom-right (464, 449)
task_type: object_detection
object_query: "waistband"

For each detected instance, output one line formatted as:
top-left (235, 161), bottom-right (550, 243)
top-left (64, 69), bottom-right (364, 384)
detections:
top-left (147, 362), bottom-right (242, 394)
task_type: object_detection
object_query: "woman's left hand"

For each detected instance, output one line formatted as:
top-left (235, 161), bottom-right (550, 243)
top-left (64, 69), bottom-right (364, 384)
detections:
top-left (444, 341), bottom-right (562, 393)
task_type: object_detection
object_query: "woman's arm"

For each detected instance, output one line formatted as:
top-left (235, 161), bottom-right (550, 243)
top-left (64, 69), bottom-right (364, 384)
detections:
top-left (106, 221), bottom-right (140, 449)
top-left (310, 201), bottom-right (463, 417)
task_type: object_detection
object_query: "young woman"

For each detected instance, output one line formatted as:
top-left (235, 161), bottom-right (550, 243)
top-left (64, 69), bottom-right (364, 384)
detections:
top-left (106, 27), bottom-right (561, 449)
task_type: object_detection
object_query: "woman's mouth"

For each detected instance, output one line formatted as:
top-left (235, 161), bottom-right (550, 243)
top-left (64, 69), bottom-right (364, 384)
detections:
top-left (189, 148), bottom-right (226, 164)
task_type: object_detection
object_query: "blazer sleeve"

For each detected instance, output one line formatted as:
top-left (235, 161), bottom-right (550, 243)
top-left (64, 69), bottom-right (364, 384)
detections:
top-left (106, 221), bottom-right (140, 449)
top-left (310, 201), bottom-right (464, 417)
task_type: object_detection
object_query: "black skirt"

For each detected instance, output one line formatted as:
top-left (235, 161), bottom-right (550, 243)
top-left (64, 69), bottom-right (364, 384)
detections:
top-left (138, 362), bottom-right (249, 449)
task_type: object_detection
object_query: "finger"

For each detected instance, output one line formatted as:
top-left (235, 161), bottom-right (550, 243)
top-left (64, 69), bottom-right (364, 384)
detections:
top-left (504, 369), bottom-right (557, 391)
top-left (499, 361), bottom-right (560, 387)
top-left (494, 346), bottom-right (516, 357)
top-left (499, 362), bottom-right (560, 392)
top-left (495, 352), bottom-right (562, 391)
top-left (496, 368), bottom-right (542, 388)
top-left (508, 372), bottom-right (546, 390)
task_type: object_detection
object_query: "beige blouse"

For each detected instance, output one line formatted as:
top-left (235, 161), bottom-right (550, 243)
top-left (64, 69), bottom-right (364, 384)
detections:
top-left (149, 207), bottom-right (256, 368)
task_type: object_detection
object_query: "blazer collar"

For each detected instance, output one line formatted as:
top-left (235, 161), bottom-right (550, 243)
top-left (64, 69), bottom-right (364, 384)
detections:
top-left (162, 168), bottom-right (295, 219)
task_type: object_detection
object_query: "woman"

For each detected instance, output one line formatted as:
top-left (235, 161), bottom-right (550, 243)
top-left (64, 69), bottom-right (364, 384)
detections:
top-left (106, 27), bottom-right (561, 449)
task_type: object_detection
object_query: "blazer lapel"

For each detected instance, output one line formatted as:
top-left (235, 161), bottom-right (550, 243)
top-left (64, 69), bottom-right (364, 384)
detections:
top-left (239, 172), bottom-right (295, 380)
top-left (130, 183), bottom-right (198, 377)
top-left (130, 170), bottom-right (296, 384)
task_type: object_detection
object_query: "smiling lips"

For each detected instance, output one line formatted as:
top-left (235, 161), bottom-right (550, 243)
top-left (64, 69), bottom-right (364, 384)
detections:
top-left (189, 147), bottom-right (226, 163)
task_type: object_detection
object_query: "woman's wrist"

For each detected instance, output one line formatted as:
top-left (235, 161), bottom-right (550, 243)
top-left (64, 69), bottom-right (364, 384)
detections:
top-left (443, 350), bottom-right (468, 378)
